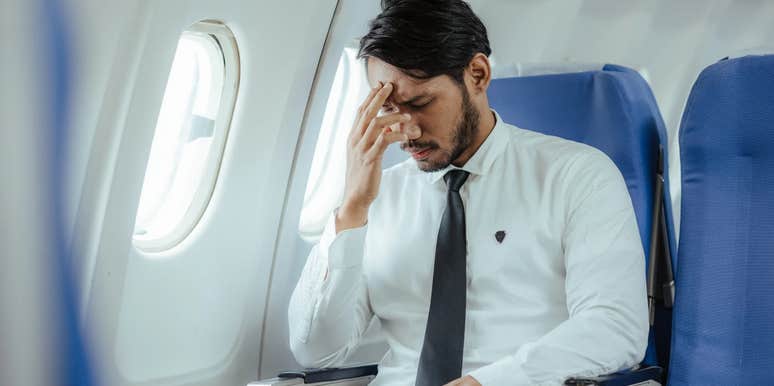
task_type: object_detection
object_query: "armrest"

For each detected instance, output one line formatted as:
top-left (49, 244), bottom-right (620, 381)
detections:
top-left (248, 363), bottom-right (377, 386)
top-left (564, 366), bottom-right (662, 386)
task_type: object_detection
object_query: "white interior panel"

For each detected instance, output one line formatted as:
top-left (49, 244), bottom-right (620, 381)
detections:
top-left (259, 0), bottom-right (387, 378)
top-left (64, 0), bottom-right (138, 250)
top-left (76, 0), bottom-right (337, 385)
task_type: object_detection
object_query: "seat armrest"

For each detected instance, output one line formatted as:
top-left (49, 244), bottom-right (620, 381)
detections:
top-left (248, 363), bottom-right (377, 386)
top-left (564, 366), bottom-right (662, 386)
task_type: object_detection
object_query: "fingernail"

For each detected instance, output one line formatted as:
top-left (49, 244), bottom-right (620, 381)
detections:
top-left (403, 114), bottom-right (411, 119)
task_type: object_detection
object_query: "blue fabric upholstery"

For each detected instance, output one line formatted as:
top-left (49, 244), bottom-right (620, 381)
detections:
top-left (668, 55), bottom-right (774, 385)
top-left (488, 65), bottom-right (676, 367)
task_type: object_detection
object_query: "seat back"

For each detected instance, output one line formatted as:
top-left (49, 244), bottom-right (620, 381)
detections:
top-left (488, 64), bottom-right (676, 367)
top-left (668, 55), bottom-right (774, 385)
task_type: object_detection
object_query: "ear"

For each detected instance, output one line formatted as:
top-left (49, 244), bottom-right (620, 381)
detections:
top-left (465, 53), bottom-right (492, 95)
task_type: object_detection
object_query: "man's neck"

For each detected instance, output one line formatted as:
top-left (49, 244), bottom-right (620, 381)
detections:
top-left (452, 109), bottom-right (496, 167)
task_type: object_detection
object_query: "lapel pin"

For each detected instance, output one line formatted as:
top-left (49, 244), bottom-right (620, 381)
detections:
top-left (495, 230), bottom-right (506, 244)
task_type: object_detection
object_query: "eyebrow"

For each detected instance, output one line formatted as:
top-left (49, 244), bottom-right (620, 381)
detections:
top-left (387, 93), bottom-right (432, 106)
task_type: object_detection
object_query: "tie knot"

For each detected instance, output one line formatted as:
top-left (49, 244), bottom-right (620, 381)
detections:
top-left (444, 170), bottom-right (469, 192)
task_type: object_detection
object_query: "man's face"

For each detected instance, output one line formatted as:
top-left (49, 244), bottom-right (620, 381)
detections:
top-left (366, 57), bottom-right (480, 172)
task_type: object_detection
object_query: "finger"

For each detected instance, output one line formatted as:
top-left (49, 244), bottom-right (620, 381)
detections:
top-left (357, 82), bottom-right (382, 114)
top-left (358, 82), bottom-right (394, 136)
top-left (365, 130), bottom-right (409, 161)
top-left (349, 82), bottom-right (383, 144)
top-left (359, 113), bottom-right (411, 149)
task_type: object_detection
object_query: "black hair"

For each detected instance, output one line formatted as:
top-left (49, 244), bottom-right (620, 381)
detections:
top-left (358, 0), bottom-right (492, 84)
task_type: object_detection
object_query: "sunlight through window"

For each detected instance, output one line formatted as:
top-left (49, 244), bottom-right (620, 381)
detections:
top-left (134, 22), bottom-right (239, 252)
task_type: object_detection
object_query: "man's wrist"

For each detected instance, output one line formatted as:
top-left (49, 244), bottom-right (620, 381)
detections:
top-left (335, 201), bottom-right (369, 234)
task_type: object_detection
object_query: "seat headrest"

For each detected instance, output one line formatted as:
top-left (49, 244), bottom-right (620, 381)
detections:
top-left (679, 54), bottom-right (774, 157)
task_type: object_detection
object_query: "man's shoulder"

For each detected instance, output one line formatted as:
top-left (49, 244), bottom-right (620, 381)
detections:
top-left (501, 120), bottom-right (607, 169)
top-left (499, 121), bottom-right (625, 210)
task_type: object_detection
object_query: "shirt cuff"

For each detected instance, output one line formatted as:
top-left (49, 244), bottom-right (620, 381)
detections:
top-left (318, 208), bottom-right (368, 269)
top-left (467, 358), bottom-right (531, 386)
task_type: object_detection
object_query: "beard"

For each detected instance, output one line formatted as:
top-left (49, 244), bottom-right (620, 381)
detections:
top-left (404, 87), bottom-right (480, 172)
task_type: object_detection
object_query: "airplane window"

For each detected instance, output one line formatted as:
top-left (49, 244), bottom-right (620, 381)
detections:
top-left (133, 21), bottom-right (239, 252)
top-left (299, 46), bottom-right (370, 241)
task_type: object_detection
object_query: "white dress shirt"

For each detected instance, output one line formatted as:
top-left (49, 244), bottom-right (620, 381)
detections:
top-left (288, 110), bottom-right (649, 386)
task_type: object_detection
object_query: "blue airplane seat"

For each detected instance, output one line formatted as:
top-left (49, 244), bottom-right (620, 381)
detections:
top-left (488, 64), bottom-right (677, 371)
top-left (668, 54), bottom-right (774, 385)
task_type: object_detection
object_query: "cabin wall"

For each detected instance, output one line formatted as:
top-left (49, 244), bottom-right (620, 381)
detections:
top-left (67, 0), bottom-right (337, 385)
top-left (64, 0), bottom-right (137, 252)
top-left (259, 0), bottom-right (387, 378)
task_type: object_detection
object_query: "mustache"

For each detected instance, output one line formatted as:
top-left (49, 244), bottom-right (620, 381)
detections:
top-left (400, 140), bottom-right (439, 152)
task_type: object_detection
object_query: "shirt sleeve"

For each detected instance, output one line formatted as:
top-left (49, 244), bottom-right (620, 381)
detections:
top-left (288, 209), bottom-right (375, 368)
top-left (468, 150), bottom-right (649, 386)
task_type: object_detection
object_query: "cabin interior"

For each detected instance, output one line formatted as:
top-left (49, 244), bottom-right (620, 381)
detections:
top-left (3, 0), bottom-right (774, 385)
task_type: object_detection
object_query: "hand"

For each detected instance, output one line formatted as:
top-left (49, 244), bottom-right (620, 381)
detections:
top-left (443, 375), bottom-right (483, 386)
top-left (336, 82), bottom-right (412, 232)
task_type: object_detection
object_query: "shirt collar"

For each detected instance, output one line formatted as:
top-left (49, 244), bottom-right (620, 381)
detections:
top-left (425, 109), bottom-right (508, 185)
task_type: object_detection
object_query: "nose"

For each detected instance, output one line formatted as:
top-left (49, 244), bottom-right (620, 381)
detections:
top-left (392, 118), bottom-right (421, 140)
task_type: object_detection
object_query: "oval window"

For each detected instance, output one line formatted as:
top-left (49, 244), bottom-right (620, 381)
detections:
top-left (133, 21), bottom-right (239, 252)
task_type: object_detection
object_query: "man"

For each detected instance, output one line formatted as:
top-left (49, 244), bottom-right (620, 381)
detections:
top-left (288, 1), bottom-right (649, 385)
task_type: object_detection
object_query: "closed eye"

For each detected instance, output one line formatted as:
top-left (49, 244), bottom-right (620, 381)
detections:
top-left (381, 97), bottom-right (433, 113)
top-left (407, 99), bottom-right (432, 110)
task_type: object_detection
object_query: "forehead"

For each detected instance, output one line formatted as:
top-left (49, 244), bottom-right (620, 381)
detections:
top-left (365, 57), bottom-right (451, 100)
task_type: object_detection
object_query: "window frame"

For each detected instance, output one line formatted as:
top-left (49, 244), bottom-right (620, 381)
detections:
top-left (132, 20), bottom-right (240, 253)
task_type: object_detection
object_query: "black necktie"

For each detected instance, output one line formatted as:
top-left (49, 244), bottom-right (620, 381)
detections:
top-left (416, 169), bottom-right (470, 386)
